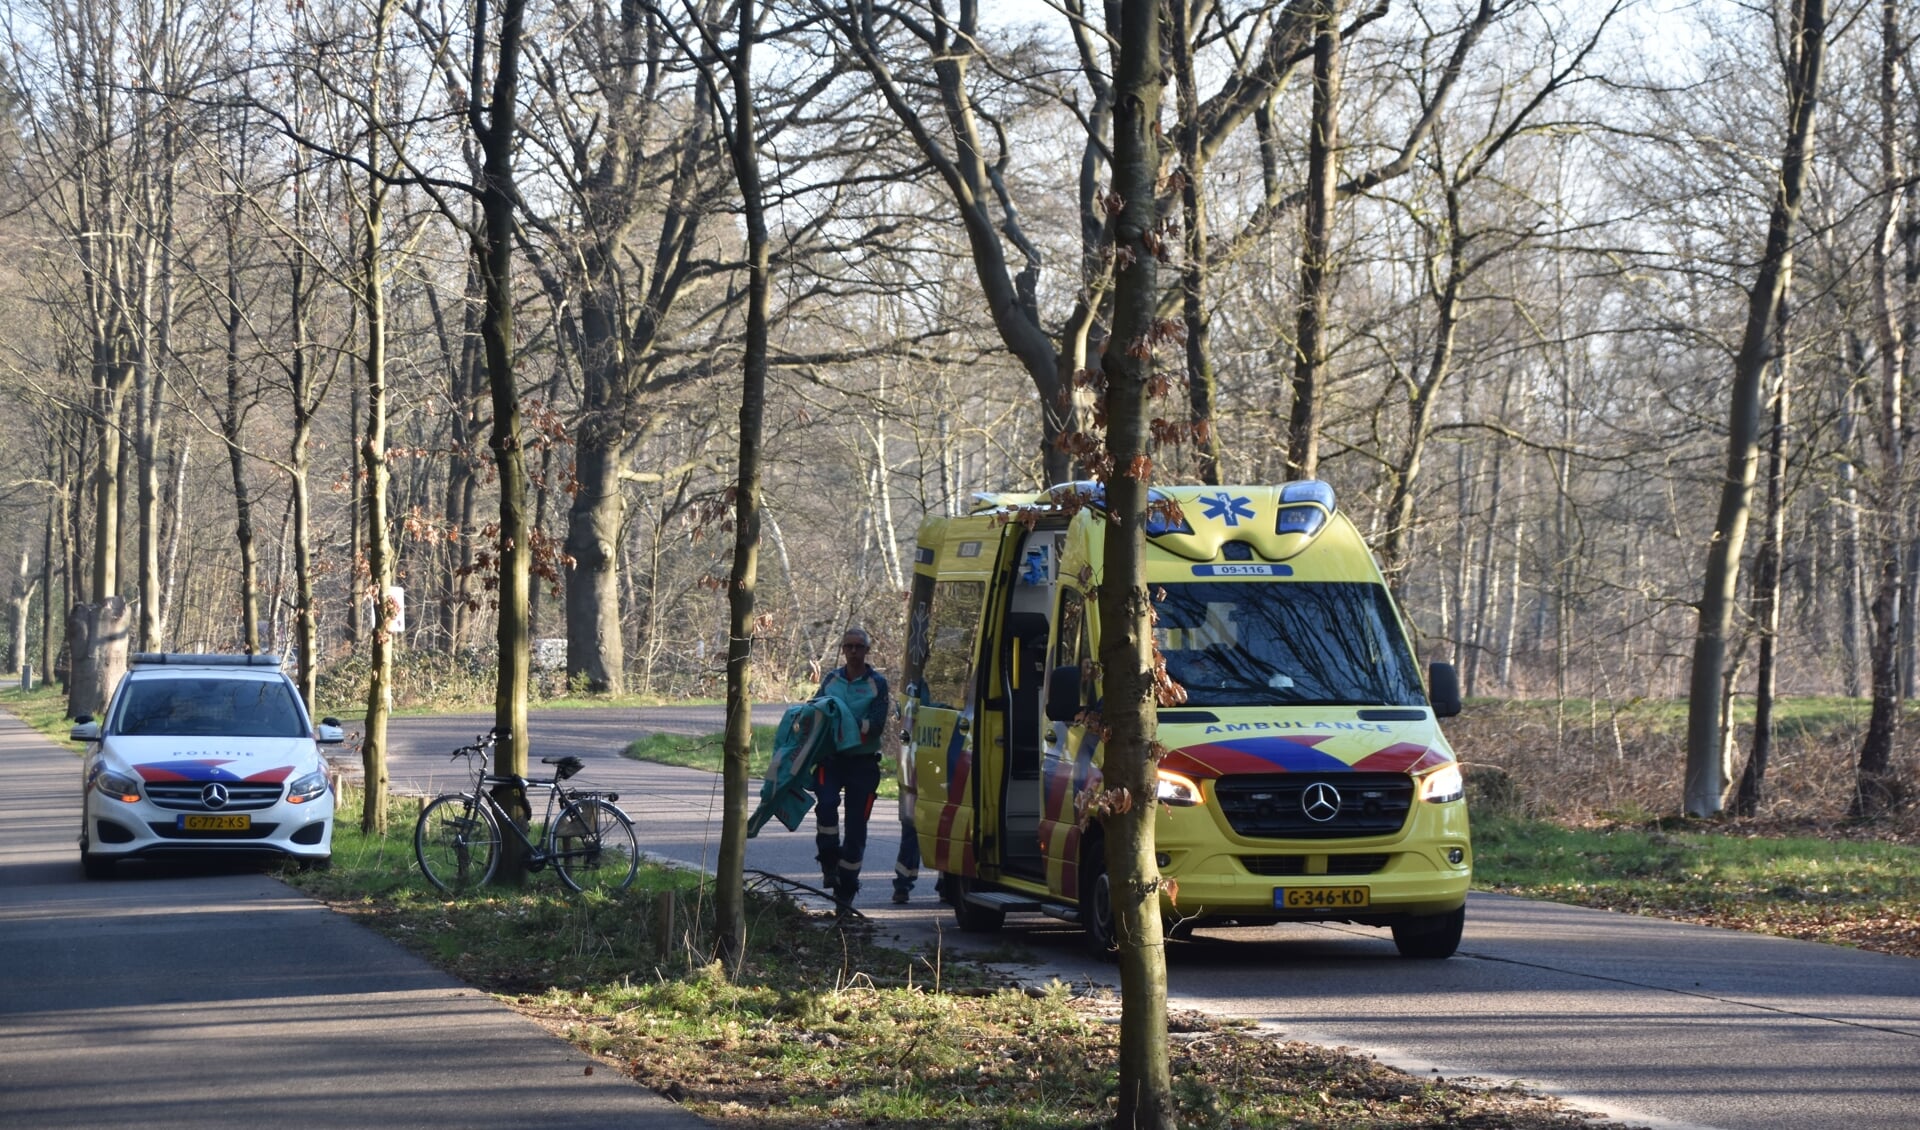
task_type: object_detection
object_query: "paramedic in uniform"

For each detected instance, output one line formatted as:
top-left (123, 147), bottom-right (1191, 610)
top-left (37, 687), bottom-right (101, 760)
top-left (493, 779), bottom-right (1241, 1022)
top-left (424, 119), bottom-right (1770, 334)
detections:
top-left (814, 627), bottom-right (890, 908)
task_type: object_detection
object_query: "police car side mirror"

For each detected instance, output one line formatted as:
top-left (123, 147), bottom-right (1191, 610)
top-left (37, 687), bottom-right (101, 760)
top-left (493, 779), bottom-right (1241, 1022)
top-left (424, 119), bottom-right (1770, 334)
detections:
top-left (316, 717), bottom-right (347, 745)
top-left (1045, 665), bottom-right (1082, 723)
top-left (70, 718), bottom-right (101, 741)
top-left (1428, 662), bottom-right (1462, 719)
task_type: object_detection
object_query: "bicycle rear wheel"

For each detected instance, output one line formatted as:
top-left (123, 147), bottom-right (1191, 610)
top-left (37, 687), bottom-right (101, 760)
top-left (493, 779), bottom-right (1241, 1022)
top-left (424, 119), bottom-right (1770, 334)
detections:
top-left (551, 797), bottom-right (639, 893)
top-left (415, 793), bottom-right (502, 893)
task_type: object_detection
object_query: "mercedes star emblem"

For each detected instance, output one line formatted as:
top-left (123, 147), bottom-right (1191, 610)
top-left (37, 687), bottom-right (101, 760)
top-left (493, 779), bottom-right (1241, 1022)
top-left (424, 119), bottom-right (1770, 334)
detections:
top-left (202, 783), bottom-right (231, 809)
top-left (1301, 781), bottom-right (1341, 822)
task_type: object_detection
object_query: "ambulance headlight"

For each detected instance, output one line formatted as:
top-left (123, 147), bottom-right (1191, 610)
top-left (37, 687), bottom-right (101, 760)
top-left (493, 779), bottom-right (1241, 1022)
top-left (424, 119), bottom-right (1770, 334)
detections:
top-left (1156, 770), bottom-right (1203, 807)
top-left (1418, 764), bottom-right (1465, 804)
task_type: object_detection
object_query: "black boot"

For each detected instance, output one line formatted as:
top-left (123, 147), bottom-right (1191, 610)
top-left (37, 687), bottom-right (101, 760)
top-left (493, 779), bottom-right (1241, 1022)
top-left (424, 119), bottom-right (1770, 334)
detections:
top-left (815, 834), bottom-right (840, 892)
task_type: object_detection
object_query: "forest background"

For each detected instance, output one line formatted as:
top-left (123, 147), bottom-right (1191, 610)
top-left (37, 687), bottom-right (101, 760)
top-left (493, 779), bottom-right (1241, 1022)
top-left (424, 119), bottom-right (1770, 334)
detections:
top-left (0, 0), bottom-right (1914, 820)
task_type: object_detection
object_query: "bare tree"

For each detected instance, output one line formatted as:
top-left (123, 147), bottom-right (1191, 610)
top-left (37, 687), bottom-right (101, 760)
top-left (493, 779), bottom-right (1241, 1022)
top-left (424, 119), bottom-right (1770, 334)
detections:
top-left (1100, 0), bottom-right (1173, 1121)
top-left (1850, 0), bottom-right (1910, 817)
top-left (822, 0), bottom-right (1097, 486)
top-left (1684, 0), bottom-right (1825, 818)
top-left (702, 0), bottom-right (772, 970)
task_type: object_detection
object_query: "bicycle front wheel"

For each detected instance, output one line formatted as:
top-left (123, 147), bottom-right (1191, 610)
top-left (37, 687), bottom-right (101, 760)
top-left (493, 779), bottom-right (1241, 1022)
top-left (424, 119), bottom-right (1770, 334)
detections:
top-left (551, 797), bottom-right (639, 893)
top-left (415, 793), bottom-right (502, 893)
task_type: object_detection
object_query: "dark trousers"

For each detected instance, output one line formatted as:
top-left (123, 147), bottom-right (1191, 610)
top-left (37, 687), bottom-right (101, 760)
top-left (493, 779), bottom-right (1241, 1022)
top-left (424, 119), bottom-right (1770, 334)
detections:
top-left (894, 810), bottom-right (920, 895)
top-left (814, 755), bottom-right (881, 897)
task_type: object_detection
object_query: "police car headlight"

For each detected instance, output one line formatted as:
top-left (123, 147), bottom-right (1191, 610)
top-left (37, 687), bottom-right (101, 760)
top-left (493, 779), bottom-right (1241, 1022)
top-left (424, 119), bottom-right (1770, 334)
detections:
top-left (1156, 770), bottom-right (1203, 807)
top-left (287, 769), bottom-right (331, 805)
top-left (1418, 764), bottom-right (1464, 804)
top-left (93, 768), bottom-right (142, 804)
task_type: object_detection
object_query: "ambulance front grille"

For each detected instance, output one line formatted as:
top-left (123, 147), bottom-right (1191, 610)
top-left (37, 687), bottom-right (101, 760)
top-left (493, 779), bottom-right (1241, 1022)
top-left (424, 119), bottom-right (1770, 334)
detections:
top-left (1239, 853), bottom-right (1391, 876)
top-left (1213, 773), bottom-right (1413, 840)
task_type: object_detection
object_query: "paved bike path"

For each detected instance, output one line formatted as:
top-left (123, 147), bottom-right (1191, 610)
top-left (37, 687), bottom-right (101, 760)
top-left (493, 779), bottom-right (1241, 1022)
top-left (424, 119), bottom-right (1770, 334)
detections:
top-left (0, 712), bottom-right (714, 1130)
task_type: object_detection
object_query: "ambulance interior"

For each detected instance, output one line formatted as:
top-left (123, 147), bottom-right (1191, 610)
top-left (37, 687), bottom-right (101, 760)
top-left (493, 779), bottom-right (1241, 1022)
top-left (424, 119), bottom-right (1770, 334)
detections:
top-left (996, 529), bottom-right (1060, 880)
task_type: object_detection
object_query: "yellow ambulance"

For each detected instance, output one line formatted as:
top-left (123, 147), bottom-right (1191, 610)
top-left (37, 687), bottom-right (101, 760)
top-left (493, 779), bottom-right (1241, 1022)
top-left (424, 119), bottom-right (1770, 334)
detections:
top-left (898, 481), bottom-right (1471, 958)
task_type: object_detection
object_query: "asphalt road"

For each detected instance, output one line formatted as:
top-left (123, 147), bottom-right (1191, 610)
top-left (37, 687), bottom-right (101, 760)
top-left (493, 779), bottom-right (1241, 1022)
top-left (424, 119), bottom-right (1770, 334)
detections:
top-left (9, 703), bottom-right (1918, 1130)
top-left (0, 712), bottom-right (708, 1130)
top-left (367, 706), bottom-right (1920, 1130)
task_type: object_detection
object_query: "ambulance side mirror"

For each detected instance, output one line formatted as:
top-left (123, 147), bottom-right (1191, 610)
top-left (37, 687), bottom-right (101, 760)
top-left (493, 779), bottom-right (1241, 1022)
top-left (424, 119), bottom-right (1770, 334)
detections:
top-left (1428, 662), bottom-right (1462, 719)
top-left (1045, 665), bottom-right (1082, 723)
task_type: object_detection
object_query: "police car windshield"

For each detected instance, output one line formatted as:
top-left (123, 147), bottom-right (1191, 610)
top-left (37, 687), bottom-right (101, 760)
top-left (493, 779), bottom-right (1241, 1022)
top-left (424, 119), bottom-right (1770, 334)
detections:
top-left (1152, 581), bottom-right (1425, 708)
top-left (110, 676), bottom-right (309, 738)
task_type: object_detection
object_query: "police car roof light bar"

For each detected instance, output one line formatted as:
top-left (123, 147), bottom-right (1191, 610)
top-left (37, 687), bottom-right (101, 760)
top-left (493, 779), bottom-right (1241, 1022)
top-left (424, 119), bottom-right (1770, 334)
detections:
top-left (130, 653), bottom-right (283, 667)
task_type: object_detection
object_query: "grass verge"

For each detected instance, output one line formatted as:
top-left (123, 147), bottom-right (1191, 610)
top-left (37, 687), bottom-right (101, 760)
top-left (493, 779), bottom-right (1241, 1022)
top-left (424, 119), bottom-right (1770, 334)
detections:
top-left (1, 684), bottom-right (82, 745)
top-left (285, 792), bottom-right (1635, 1129)
top-left (1472, 815), bottom-right (1920, 956)
top-left (627, 726), bottom-right (900, 800)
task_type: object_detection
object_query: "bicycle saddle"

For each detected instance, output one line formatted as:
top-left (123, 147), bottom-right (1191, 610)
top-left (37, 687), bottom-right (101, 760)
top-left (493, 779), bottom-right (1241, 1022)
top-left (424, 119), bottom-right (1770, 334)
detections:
top-left (548, 755), bottom-right (585, 781)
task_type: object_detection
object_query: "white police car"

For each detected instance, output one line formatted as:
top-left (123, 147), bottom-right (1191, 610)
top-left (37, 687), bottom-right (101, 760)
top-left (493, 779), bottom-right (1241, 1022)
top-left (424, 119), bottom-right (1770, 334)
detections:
top-left (72, 654), bottom-right (343, 878)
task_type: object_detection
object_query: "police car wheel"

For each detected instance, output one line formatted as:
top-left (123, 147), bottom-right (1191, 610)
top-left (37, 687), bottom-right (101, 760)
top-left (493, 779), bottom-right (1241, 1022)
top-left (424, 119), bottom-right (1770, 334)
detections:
top-left (81, 850), bottom-right (115, 880)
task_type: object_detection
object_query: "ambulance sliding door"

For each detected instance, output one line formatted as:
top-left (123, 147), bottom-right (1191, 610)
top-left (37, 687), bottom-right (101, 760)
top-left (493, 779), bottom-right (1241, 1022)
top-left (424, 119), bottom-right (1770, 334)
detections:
top-left (910, 515), bottom-right (1020, 881)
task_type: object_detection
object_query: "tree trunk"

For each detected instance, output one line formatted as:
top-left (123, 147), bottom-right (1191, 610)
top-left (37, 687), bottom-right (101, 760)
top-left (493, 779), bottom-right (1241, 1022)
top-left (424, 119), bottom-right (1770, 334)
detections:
top-left (1380, 184), bottom-right (1463, 583)
top-left (39, 477), bottom-right (58, 687)
top-left (1837, 368), bottom-right (1864, 696)
top-left (10, 550), bottom-right (37, 677)
top-left (224, 202), bottom-right (261, 655)
top-left (1736, 343), bottom-right (1790, 816)
top-left (565, 436), bottom-right (626, 694)
top-left (1285, 2), bottom-right (1342, 481)
top-left (1169, 0), bottom-right (1221, 485)
top-left (716, 0), bottom-right (770, 971)
top-left (477, 0), bottom-right (535, 877)
top-left (1684, 0), bottom-right (1823, 818)
top-left (359, 0), bottom-right (399, 838)
top-left (1853, 0), bottom-right (1908, 817)
top-left (289, 288), bottom-right (319, 707)
top-left (158, 435), bottom-right (189, 649)
top-left (1103, 0), bottom-right (1173, 1123)
top-left (66, 597), bottom-right (131, 720)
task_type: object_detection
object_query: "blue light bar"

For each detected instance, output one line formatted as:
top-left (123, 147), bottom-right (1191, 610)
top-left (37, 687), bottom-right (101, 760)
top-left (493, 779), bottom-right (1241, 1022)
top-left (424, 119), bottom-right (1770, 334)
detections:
top-left (1276, 480), bottom-right (1335, 539)
top-left (130, 653), bottom-right (283, 667)
top-left (1279, 480), bottom-right (1336, 510)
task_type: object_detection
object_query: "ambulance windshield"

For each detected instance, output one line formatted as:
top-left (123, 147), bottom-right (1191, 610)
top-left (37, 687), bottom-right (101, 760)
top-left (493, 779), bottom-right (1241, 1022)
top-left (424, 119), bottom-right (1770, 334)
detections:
top-left (1152, 582), bottom-right (1425, 708)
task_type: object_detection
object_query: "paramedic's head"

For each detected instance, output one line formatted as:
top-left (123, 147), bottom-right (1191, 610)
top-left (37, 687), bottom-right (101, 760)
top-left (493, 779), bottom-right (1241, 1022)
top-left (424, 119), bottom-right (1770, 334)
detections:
top-left (841, 628), bottom-right (872, 673)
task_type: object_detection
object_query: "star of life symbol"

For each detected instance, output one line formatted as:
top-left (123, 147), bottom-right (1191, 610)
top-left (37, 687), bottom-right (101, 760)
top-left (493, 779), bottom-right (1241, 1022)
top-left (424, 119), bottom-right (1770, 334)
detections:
top-left (1200, 492), bottom-right (1256, 527)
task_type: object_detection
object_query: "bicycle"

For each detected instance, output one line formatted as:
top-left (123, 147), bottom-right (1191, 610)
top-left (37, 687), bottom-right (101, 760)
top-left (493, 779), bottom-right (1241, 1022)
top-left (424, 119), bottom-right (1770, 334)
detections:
top-left (413, 728), bottom-right (640, 894)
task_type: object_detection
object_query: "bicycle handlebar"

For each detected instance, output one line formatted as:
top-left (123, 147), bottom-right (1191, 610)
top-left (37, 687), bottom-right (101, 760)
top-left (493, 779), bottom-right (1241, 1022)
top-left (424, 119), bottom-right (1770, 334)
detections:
top-left (449, 729), bottom-right (511, 761)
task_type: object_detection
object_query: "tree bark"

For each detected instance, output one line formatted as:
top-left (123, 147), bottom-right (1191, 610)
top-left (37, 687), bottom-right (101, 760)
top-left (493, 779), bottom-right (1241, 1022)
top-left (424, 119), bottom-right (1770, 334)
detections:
top-left (67, 597), bottom-right (131, 720)
top-left (10, 550), bottom-right (38, 677)
top-left (1684, 0), bottom-right (1824, 818)
top-left (1103, 0), bottom-right (1172, 1122)
top-left (1736, 337), bottom-right (1790, 816)
top-left (1852, 0), bottom-right (1909, 817)
top-left (359, 0), bottom-right (400, 838)
top-left (565, 435), bottom-right (626, 693)
top-left (715, 0), bottom-right (770, 971)
top-left (1168, 0), bottom-right (1221, 485)
top-left (223, 194), bottom-right (261, 655)
top-left (1286, 2), bottom-right (1342, 481)
top-left (477, 0), bottom-right (536, 873)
